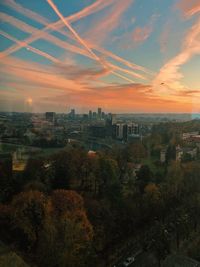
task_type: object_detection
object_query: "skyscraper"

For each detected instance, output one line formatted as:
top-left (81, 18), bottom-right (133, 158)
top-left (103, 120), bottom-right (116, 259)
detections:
top-left (89, 110), bottom-right (92, 120)
top-left (97, 107), bottom-right (102, 119)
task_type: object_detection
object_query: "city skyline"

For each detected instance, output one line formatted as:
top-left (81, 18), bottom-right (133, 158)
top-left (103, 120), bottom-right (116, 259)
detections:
top-left (0, 0), bottom-right (200, 113)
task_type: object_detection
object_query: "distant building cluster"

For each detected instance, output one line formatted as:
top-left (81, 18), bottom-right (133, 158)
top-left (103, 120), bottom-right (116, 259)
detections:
top-left (87, 113), bottom-right (140, 142)
top-left (160, 130), bottom-right (200, 163)
top-left (67, 107), bottom-right (107, 121)
top-left (0, 108), bottom-right (144, 177)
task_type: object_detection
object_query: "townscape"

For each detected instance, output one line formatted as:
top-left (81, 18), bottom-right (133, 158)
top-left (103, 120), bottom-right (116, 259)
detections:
top-left (0, 110), bottom-right (200, 266)
top-left (0, 0), bottom-right (200, 266)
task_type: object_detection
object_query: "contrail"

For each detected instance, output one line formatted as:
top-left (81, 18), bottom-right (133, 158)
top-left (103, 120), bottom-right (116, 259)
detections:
top-left (0, 15), bottom-right (138, 83)
top-left (46, 0), bottom-right (136, 83)
top-left (0, 12), bottom-right (137, 83)
top-left (47, 0), bottom-right (99, 61)
top-left (2, 0), bottom-right (153, 77)
top-left (107, 62), bottom-right (147, 80)
top-left (0, 0), bottom-right (111, 60)
top-left (3, 0), bottom-right (115, 28)
top-left (0, 29), bottom-right (135, 84)
top-left (96, 46), bottom-right (155, 76)
top-left (0, 30), bottom-right (59, 63)
top-left (46, 0), bottom-right (150, 80)
top-left (0, 12), bottom-right (91, 59)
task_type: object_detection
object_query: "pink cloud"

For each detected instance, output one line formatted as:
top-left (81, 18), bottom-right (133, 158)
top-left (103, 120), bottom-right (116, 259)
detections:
top-left (132, 25), bottom-right (153, 44)
top-left (115, 14), bottom-right (158, 49)
top-left (84, 0), bottom-right (133, 45)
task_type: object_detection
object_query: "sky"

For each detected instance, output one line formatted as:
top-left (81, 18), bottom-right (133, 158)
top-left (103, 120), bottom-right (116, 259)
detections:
top-left (0, 0), bottom-right (200, 113)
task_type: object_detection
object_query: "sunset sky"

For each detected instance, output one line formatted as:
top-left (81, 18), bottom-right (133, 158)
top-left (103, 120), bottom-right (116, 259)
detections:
top-left (0, 0), bottom-right (200, 113)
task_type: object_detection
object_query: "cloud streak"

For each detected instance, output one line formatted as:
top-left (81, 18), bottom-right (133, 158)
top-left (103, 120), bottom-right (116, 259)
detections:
top-left (46, 0), bottom-right (137, 83)
top-left (0, 0), bottom-right (197, 113)
top-left (154, 17), bottom-right (200, 93)
top-left (84, 0), bottom-right (133, 45)
top-left (176, 0), bottom-right (200, 18)
top-left (0, 54), bottom-right (193, 113)
top-left (1, 0), bottom-right (153, 79)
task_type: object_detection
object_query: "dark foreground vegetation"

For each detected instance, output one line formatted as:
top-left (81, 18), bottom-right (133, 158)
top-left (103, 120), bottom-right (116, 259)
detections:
top-left (0, 121), bottom-right (200, 267)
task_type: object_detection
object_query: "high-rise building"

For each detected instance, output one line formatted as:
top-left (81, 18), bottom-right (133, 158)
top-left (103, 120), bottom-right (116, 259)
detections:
top-left (115, 123), bottom-right (124, 140)
top-left (88, 125), bottom-right (106, 138)
top-left (89, 110), bottom-right (92, 120)
top-left (111, 114), bottom-right (117, 125)
top-left (92, 112), bottom-right (97, 120)
top-left (123, 123), bottom-right (140, 141)
top-left (97, 107), bottom-right (102, 119)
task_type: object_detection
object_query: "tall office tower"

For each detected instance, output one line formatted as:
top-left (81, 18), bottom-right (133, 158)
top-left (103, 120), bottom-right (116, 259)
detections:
top-left (45, 112), bottom-right (56, 123)
top-left (92, 112), bottom-right (97, 120)
top-left (89, 110), bottom-right (92, 120)
top-left (115, 123), bottom-right (124, 140)
top-left (133, 123), bottom-right (139, 134)
top-left (97, 107), bottom-right (102, 119)
top-left (111, 114), bottom-right (117, 125)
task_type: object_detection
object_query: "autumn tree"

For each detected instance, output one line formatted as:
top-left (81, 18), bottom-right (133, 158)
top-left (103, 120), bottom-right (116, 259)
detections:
top-left (39, 190), bottom-right (93, 267)
top-left (136, 165), bottom-right (153, 193)
top-left (11, 190), bottom-right (47, 251)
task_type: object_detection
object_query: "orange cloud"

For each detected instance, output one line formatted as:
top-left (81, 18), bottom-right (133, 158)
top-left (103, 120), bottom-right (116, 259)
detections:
top-left (176, 0), bottom-right (200, 18)
top-left (0, 55), bottom-right (193, 113)
top-left (40, 83), bottom-right (193, 113)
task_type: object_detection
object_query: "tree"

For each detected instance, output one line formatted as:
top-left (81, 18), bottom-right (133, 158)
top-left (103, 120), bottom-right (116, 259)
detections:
top-left (9, 189), bottom-right (93, 267)
top-left (150, 222), bottom-right (171, 267)
top-left (23, 157), bottom-right (52, 192)
top-left (166, 144), bottom-right (176, 163)
top-left (181, 153), bottom-right (192, 162)
top-left (11, 191), bottom-right (47, 251)
top-left (127, 142), bottom-right (146, 163)
top-left (39, 190), bottom-right (93, 267)
top-left (136, 165), bottom-right (153, 193)
top-left (97, 157), bottom-right (120, 199)
top-left (185, 230), bottom-right (200, 261)
top-left (51, 148), bottom-right (88, 190)
top-left (0, 158), bottom-right (13, 202)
